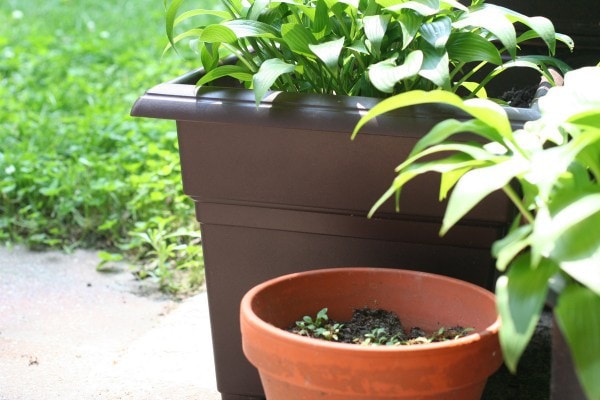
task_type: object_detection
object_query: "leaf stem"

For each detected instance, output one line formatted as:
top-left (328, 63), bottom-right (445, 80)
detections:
top-left (502, 184), bottom-right (534, 224)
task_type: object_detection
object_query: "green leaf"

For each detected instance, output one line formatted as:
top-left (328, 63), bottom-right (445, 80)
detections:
top-left (200, 25), bottom-right (237, 44)
top-left (410, 118), bottom-right (502, 156)
top-left (165, 0), bottom-right (185, 45)
top-left (446, 31), bottom-right (502, 65)
top-left (252, 59), bottom-right (296, 106)
top-left (383, 0), bottom-right (441, 16)
top-left (492, 225), bottom-right (533, 272)
top-left (313, 0), bottom-right (331, 37)
top-left (454, 6), bottom-right (517, 59)
top-left (197, 65), bottom-right (253, 86)
top-left (222, 20), bottom-right (281, 39)
top-left (420, 17), bottom-right (451, 49)
top-left (496, 255), bottom-right (559, 373)
top-left (560, 252), bottom-right (600, 296)
top-left (281, 23), bottom-right (318, 57)
top-left (353, 90), bottom-right (512, 139)
top-left (396, 10), bottom-right (422, 50)
top-left (549, 194), bottom-right (600, 261)
top-left (441, 157), bottom-right (527, 234)
top-left (555, 285), bottom-right (600, 400)
top-left (368, 51), bottom-right (423, 93)
top-left (247, 0), bottom-right (270, 20)
top-left (368, 143), bottom-right (494, 216)
top-left (200, 43), bottom-right (220, 71)
top-left (309, 37), bottom-right (345, 72)
top-left (363, 15), bottom-right (391, 56)
top-left (173, 9), bottom-right (231, 27)
top-left (418, 45), bottom-right (450, 89)
top-left (493, 6), bottom-right (556, 54)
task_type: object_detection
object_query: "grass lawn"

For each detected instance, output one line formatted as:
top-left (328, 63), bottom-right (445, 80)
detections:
top-left (0, 0), bottom-right (218, 294)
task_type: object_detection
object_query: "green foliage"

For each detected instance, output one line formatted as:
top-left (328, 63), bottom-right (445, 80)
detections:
top-left (293, 308), bottom-right (344, 341)
top-left (354, 66), bottom-right (600, 399)
top-left (165, 0), bottom-right (572, 105)
top-left (0, 0), bottom-right (212, 294)
top-left (360, 327), bottom-right (402, 345)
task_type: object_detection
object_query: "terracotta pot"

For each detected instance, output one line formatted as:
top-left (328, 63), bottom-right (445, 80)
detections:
top-left (240, 268), bottom-right (502, 400)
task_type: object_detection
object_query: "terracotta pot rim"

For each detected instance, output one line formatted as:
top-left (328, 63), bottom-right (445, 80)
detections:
top-left (241, 267), bottom-right (501, 353)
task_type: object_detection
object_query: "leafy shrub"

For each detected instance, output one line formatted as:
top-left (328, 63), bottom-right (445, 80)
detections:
top-left (0, 0), bottom-right (211, 294)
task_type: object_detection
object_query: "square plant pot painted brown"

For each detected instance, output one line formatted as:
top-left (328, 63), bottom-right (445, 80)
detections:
top-left (131, 74), bottom-right (539, 400)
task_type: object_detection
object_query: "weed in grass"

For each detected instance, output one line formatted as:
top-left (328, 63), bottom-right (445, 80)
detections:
top-left (0, 0), bottom-right (217, 295)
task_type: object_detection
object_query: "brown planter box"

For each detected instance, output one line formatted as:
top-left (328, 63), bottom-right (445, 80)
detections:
top-left (131, 75), bottom-right (539, 399)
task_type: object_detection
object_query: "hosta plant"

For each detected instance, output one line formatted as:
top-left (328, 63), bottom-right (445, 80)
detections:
top-left (165, 0), bottom-right (572, 104)
top-left (353, 66), bottom-right (600, 399)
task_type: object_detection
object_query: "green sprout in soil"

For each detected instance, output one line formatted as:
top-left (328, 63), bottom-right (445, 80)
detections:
top-left (290, 308), bottom-right (473, 346)
top-left (292, 308), bottom-right (344, 341)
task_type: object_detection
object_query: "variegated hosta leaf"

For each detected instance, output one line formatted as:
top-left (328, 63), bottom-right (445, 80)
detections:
top-left (252, 59), bottom-right (296, 106)
top-left (367, 51), bottom-right (423, 93)
top-left (309, 37), bottom-right (345, 72)
top-left (453, 6), bottom-right (517, 59)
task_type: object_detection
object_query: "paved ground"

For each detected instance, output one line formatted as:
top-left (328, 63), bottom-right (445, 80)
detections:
top-left (0, 246), bottom-right (554, 400)
top-left (0, 246), bottom-right (221, 400)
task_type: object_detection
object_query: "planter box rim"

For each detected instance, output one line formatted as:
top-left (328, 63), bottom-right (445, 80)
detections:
top-left (131, 69), bottom-right (541, 132)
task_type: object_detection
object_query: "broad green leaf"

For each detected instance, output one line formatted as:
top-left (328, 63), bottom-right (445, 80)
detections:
top-left (252, 59), bottom-right (296, 106)
top-left (200, 43), bottom-right (221, 71)
top-left (440, 0), bottom-right (467, 11)
top-left (384, 0), bottom-right (441, 16)
top-left (496, 255), bottom-right (559, 373)
top-left (368, 51), bottom-right (423, 93)
top-left (453, 6), bottom-right (517, 59)
top-left (440, 166), bottom-right (471, 201)
top-left (197, 65), bottom-right (253, 86)
top-left (165, 0), bottom-right (185, 45)
top-left (353, 90), bottom-right (512, 139)
top-left (442, 157), bottom-right (527, 234)
top-left (166, 28), bottom-right (204, 50)
top-left (281, 23), bottom-right (318, 57)
top-left (369, 148), bottom-right (490, 217)
top-left (174, 9), bottom-right (231, 27)
top-left (313, 0), bottom-right (331, 37)
top-left (420, 17), bottom-right (451, 50)
top-left (446, 31), bottom-right (502, 65)
top-left (560, 250), bottom-right (600, 296)
top-left (492, 225), bottom-right (532, 272)
top-left (397, 10), bottom-right (422, 50)
top-left (247, 0), bottom-right (270, 20)
top-left (547, 194), bottom-right (600, 263)
top-left (418, 44), bottom-right (450, 89)
top-left (347, 39), bottom-right (369, 54)
top-left (459, 82), bottom-right (488, 98)
top-left (363, 15), bottom-right (391, 56)
top-left (324, 0), bottom-right (359, 8)
top-left (223, 20), bottom-right (280, 39)
top-left (555, 32), bottom-right (575, 52)
top-left (555, 285), bottom-right (600, 400)
top-left (488, 5), bottom-right (556, 54)
top-left (201, 25), bottom-right (238, 44)
top-left (410, 118), bottom-right (502, 156)
top-left (309, 37), bottom-right (345, 72)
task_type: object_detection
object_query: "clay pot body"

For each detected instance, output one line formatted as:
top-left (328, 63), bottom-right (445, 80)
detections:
top-left (240, 268), bottom-right (502, 400)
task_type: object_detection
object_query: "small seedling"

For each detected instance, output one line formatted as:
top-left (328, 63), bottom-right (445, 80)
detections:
top-left (293, 308), bottom-right (343, 341)
top-left (359, 327), bottom-right (402, 346)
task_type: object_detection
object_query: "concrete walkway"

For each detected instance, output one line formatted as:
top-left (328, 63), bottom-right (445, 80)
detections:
top-left (0, 246), bottom-right (221, 400)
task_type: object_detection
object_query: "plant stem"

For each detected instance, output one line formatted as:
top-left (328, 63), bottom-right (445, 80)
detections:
top-left (502, 185), bottom-right (534, 224)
